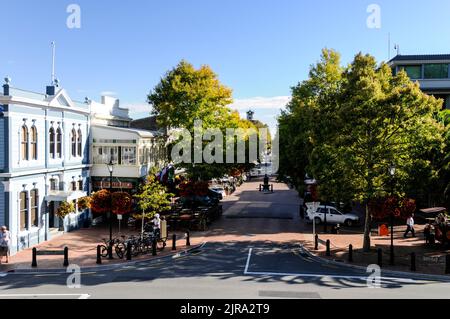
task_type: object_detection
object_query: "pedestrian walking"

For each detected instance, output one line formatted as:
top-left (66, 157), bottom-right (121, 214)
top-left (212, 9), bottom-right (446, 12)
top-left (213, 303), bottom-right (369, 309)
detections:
top-left (0, 226), bottom-right (11, 264)
top-left (300, 203), bottom-right (307, 220)
top-left (404, 214), bottom-right (416, 238)
top-left (153, 214), bottom-right (161, 239)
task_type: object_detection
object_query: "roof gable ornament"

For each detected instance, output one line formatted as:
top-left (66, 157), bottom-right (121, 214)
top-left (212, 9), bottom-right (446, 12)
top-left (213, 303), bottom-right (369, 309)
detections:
top-left (48, 89), bottom-right (75, 108)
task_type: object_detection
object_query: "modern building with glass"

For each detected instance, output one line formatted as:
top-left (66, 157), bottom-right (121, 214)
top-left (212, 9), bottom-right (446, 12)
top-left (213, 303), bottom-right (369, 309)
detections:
top-left (90, 96), bottom-right (168, 194)
top-left (389, 54), bottom-right (450, 109)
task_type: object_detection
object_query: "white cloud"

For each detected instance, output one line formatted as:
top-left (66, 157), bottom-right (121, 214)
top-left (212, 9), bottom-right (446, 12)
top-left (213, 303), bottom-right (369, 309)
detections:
top-left (126, 102), bottom-right (153, 114)
top-left (100, 91), bottom-right (118, 96)
top-left (230, 96), bottom-right (291, 112)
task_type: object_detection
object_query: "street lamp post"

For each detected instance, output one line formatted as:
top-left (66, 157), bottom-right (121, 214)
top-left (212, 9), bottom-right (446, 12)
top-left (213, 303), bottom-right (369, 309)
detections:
top-left (389, 164), bottom-right (396, 266)
top-left (107, 160), bottom-right (115, 260)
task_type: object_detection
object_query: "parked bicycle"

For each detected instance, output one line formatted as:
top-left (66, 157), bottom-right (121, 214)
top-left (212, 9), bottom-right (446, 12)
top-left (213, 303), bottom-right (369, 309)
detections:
top-left (99, 237), bottom-right (122, 258)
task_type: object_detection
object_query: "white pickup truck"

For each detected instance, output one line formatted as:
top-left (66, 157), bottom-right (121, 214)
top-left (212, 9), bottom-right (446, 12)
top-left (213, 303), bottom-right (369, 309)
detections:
top-left (305, 205), bottom-right (360, 227)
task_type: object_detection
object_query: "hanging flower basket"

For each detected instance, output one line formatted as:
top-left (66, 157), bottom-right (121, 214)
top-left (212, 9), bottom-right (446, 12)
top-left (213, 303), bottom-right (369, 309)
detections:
top-left (56, 201), bottom-right (75, 219)
top-left (77, 196), bottom-right (92, 211)
top-left (90, 190), bottom-right (111, 214)
top-left (112, 192), bottom-right (132, 215)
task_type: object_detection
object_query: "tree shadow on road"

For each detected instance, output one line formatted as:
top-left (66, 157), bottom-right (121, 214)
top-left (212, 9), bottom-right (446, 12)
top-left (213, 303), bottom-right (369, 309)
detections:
top-left (0, 241), bottom-right (443, 293)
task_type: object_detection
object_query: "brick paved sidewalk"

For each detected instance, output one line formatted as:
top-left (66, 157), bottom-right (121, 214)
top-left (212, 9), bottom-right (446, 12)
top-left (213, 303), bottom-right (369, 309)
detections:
top-left (304, 224), bottom-right (450, 276)
top-left (0, 224), bottom-right (202, 271)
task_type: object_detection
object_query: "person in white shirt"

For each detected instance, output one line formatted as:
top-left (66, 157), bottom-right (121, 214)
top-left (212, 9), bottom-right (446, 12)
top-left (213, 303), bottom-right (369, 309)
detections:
top-left (153, 214), bottom-right (161, 239)
top-left (0, 226), bottom-right (11, 264)
top-left (403, 214), bottom-right (416, 238)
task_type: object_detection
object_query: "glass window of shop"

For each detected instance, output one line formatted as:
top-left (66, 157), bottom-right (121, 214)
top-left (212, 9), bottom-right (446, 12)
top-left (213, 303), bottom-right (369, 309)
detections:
top-left (424, 64), bottom-right (449, 79)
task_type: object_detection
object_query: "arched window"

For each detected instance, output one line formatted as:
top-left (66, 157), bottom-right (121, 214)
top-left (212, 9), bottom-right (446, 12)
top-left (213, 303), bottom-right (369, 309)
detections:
top-left (71, 129), bottom-right (76, 157)
top-left (49, 127), bottom-right (55, 159)
top-left (77, 129), bottom-right (82, 157)
top-left (30, 189), bottom-right (39, 227)
top-left (21, 125), bottom-right (29, 161)
top-left (30, 126), bottom-right (37, 160)
top-left (20, 191), bottom-right (29, 231)
top-left (56, 128), bottom-right (62, 158)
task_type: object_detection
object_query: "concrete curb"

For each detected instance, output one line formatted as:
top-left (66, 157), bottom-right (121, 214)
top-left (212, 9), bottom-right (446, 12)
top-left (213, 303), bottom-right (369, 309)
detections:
top-left (300, 244), bottom-right (450, 282)
top-left (2, 242), bottom-right (206, 275)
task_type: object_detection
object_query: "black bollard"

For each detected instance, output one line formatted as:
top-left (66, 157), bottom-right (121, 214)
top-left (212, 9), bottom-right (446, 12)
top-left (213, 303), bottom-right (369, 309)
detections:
top-left (96, 245), bottom-right (102, 265)
top-left (152, 238), bottom-right (157, 256)
top-left (314, 234), bottom-right (319, 250)
top-left (411, 252), bottom-right (416, 272)
top-left (446, 254), bottom-right (450, 274)
top-left (108, 243), bottom-right (113, 260)
top-left (186, 231), bottom-right (191, 246)
top-left (259, 184), bottom-right (262, 192)
top-left (63, 247), bottom-right (69, 267)
top-left (172, 234), bottom-right (177, 251)
top-left (377, 248), bottom-right (383, 268)
top-left (271, 185), bottom-right (274, 193)
top-left (326, 240), bottom-right (331, 256)
top-left (126, 242), bottom-right (132, 261)
top-left (31, 248), bottom-right (37, 268)
top-left (348, 244), bottom-right (353, 262)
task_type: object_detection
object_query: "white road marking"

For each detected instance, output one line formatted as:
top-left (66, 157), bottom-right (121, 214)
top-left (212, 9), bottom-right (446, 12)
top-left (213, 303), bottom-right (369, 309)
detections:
top-left (244, 248), bottom-right (252, 274)
top-left (0, 294), bottom-right (91, 299)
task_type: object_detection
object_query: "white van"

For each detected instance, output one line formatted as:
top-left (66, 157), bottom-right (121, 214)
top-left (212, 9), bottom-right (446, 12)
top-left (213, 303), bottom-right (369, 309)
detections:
top-left (306, 205), bottom-right (360, 227)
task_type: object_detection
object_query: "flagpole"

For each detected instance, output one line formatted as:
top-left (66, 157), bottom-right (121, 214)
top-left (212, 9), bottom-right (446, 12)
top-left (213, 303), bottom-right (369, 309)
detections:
top-left (51, 41), bottom-right (56, 84)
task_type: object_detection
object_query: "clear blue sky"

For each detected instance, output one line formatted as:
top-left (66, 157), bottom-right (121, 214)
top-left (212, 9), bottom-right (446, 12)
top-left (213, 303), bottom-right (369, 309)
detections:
top-left (2, 0), bottom-right (450, 131)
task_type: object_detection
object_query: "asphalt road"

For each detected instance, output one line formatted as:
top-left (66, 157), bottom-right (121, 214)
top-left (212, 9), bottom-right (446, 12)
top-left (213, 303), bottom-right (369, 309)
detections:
top-left (1, 180), bottom-right (449, 299)
top-left (1, 240), bottom-right (450, 299)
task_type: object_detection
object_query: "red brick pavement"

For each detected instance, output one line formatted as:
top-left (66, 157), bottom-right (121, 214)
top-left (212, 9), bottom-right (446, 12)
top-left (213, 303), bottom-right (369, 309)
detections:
top-left (0, 226), bottom-right (200, 271)
top-left (2, 177), bottom-right (448, 276)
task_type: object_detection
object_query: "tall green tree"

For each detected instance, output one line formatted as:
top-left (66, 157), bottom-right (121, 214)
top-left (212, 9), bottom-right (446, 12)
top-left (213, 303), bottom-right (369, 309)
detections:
top-left (134, 173), bottom-right (174, 220)
top-left (279, 49), bottom-right (445, 252)
top-left (148, 60), bottom-right (233, 131)
top-left (148, 60), bottom-right (266, 180)
top-left (334, 54), bottom-right (443, 251)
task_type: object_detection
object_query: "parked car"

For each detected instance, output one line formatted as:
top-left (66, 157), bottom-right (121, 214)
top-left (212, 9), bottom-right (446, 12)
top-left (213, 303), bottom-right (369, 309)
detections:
top-left (305, 205), bottom-right (360, 227)
top-left (208, 187), bottom-right (224, 200)
top-left (209, 186), bottom-right (226, 199)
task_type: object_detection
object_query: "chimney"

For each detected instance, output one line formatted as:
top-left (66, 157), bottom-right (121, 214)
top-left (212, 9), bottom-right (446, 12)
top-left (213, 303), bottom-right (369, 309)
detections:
top-left (46, 86), bottom-right (56, 96)
top-left (46, 78), bottom-right (59, 96)
top-left (3, 77), bottom-right (11, 96)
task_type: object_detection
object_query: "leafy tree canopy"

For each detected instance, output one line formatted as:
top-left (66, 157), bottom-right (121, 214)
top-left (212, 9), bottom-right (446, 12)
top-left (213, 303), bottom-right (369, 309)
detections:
top-left (279, 48), bottom-right (445, 251)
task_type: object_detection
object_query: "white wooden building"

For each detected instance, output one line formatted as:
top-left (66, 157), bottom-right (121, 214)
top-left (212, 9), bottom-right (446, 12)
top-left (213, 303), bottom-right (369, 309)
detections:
top-left (0, 79), bottom-right (90, 254)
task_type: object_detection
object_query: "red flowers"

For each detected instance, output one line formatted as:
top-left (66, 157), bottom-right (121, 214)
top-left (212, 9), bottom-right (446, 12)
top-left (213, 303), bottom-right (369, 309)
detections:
top-left (178, 181), bottom-right (209, 197)
top-left (370, 196), bottom-right (417, 220)
top-left (112, 192), bottom-right (132, 215)
top-left (90, 190), bottom-right (132, 215)
top-left (90, 190), bottom-right (110, 214)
